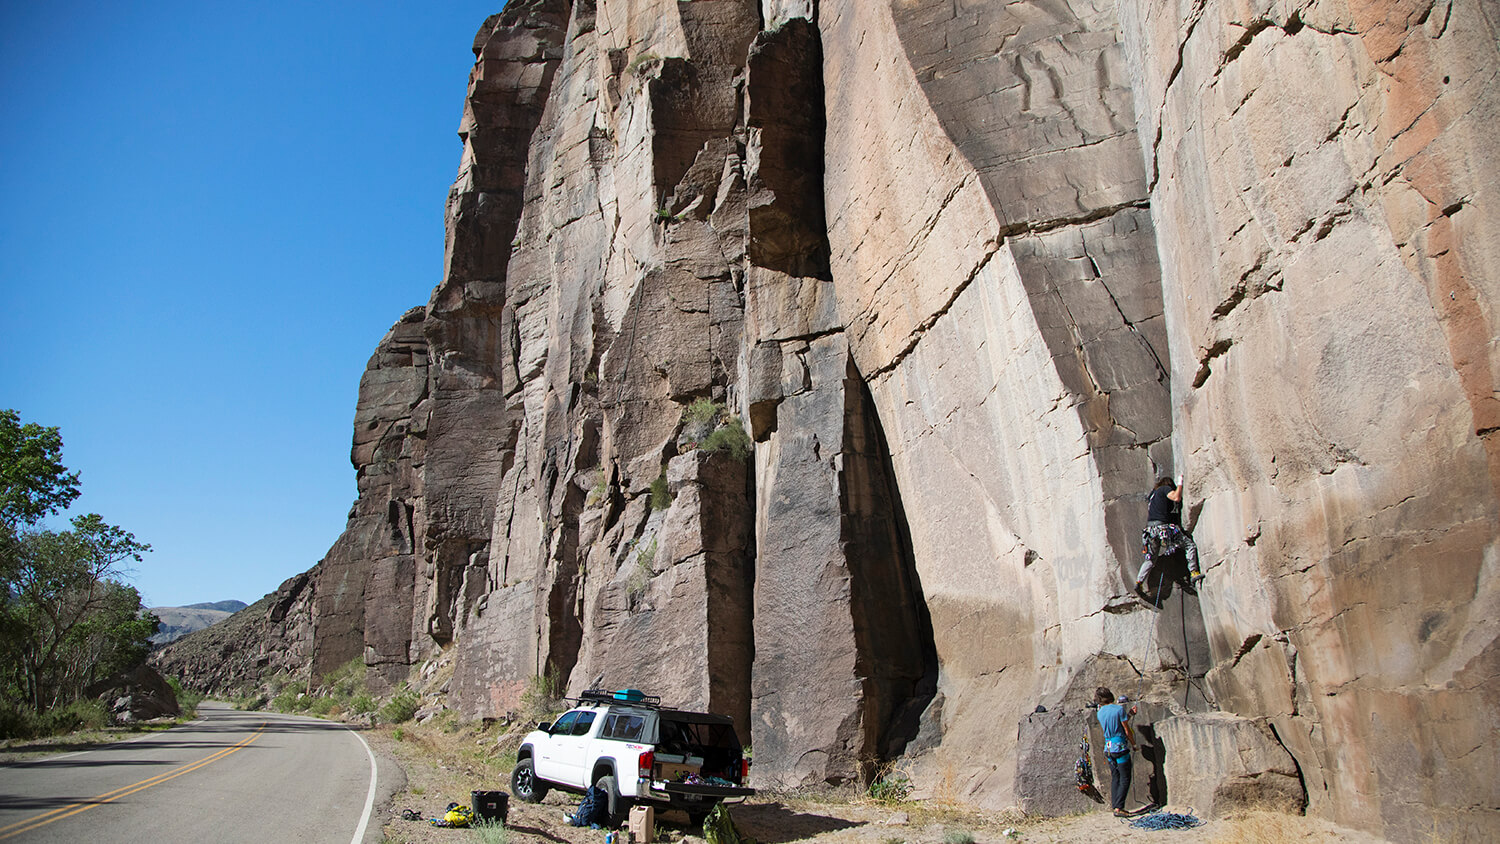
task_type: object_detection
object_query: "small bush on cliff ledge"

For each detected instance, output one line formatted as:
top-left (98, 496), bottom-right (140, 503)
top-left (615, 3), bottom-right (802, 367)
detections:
top-left (627, 537), bottom-right (658, 605)
top-left (586, 468), bottom-right (609, 507)
top-left (700, 417), bottom-right (751, 461)
top-left (649, 472), bottom-right (672, 510)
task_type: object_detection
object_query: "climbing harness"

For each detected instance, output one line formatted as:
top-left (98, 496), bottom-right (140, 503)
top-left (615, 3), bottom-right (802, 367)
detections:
top-left (1126, 811), bottom-right (1203, 830)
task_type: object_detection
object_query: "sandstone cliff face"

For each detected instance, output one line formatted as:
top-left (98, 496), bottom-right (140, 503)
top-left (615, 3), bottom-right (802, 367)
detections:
top-left (1117, 2), bottom-right (1500, 840)
top-left (156, 2), bottom-right (1499, 840)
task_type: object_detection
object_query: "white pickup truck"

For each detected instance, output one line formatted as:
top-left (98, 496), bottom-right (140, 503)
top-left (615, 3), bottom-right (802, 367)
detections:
top-left (510, 689), bottom-right (754, 825)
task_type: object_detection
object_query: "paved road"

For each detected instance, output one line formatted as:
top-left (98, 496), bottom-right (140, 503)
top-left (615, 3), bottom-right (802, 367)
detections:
top-left (0, 702), bottom-right (389, 843)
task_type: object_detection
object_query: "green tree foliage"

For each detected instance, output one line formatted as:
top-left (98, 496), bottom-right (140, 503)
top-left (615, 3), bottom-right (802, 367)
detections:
top-left (0, 409), bottom-right (81, 529)
top-left (0, 410), bottom-right (156, 723)
top-left (0, 515), bottom-right (155, 709)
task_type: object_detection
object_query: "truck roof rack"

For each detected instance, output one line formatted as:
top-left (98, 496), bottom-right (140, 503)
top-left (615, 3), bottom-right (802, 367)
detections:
top-left (576, 688), bottom-right (663, 708)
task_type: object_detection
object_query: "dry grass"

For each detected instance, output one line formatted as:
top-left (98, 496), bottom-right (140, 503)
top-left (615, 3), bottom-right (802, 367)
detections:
top-left (1205, 811), bottom-right (1370, 843)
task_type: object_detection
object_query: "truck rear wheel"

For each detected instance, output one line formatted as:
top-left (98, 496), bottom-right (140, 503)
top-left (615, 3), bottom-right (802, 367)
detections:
top-left (594, 774), bottom-right (632, 825)
top-left (512, 758), bottom-right (549, 803)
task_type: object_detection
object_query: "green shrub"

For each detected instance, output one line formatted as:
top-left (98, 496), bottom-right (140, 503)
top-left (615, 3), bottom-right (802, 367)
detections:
top-left (700, 417), bottom-right (751, 461)
top-left (636, 537), bottom-right (657, 569)
top-left (325, 658), bottom-right (366, 699)
top-left (165, 676), bottom-right (202, 720)
top-left (270, 688), bottom-right (301, 713)
top-left (942, 832), bottom-right (975, 844)
top-left (867, 768), bottom-right (912, 804)
top-left (627, 537), bottom-right (658, 604)
top-left (649, 473), bottom-right (672, 511)
top-left (519, 669), bottom-right (562, 725)
top-left (684, 397), bottom-right (721, 428)
top-left (51, 699), bottom-right (110, 733)
top-left (472, 820), bottom-right (510, 844)
top-left (0, 699), bottom-right (113, 739)
top-left (380, 686), bottom-right (420, 724)
top-left (350, 692), bottom-right (377, 714)
top-left (627, 52), bottom-right (660, 76)
top-left (679, 398), bottom-right (723, 446)
top-left (586, 468), bottom-right (609, 507)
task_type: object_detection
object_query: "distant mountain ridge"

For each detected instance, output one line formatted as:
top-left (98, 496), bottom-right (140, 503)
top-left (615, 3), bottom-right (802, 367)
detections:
top-left (182, 600), bottom-right (248, 613)
top-left (149, 600), bottom-right (247, 645)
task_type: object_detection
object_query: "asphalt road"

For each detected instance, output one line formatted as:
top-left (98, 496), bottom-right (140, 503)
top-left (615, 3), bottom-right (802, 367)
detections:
top-left (0, 702), bottom-right (392, 843)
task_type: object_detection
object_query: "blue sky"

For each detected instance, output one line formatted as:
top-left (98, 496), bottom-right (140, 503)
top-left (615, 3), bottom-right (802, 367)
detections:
top-left (1, 1), bottom-right (506, 607)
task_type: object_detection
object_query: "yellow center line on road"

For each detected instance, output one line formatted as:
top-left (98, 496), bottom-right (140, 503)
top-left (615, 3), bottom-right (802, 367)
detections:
top-left (0, 721), bottom-right (267, 841)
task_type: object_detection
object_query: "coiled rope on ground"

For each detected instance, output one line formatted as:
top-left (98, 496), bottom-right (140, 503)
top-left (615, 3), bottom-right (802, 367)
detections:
top-left (1126, 811), bottom-right (1203, 830)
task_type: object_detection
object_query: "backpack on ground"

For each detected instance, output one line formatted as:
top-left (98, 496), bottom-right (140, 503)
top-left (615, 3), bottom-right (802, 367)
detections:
top-left (431, 802), bottom-right (474, 828)
top-left (568, 785), bottom-right (608, 827)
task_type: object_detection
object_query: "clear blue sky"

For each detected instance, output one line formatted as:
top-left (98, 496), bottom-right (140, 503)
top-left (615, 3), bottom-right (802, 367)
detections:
top-left (1, 1), bottom-right (506, 608)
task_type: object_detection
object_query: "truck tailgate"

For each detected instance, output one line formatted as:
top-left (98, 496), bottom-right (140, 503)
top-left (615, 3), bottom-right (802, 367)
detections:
top-left (661, 782), bottom-right (756, 798)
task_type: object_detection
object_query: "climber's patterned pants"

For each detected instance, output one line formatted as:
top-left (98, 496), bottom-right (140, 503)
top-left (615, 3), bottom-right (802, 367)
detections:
top-left (1137, 522), bottom-right (1201, 585)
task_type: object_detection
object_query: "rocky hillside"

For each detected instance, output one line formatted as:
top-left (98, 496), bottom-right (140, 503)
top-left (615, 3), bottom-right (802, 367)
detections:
top-left (154, 2), bottom-right (1499, 841)
top-left (148, 600), bottom-right (248, 645)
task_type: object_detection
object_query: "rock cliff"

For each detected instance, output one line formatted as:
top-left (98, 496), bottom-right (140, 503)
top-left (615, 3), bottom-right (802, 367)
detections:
top-left (155, 2), bottom-right (1499, 841)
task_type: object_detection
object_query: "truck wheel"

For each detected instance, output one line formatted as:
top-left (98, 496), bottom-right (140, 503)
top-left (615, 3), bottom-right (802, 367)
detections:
top-left (594, 774), bottom-right (632, 825)
top-left (512, 758), bottom-right (549, 803)
top-left (687, 808), bottom-right (710, 827)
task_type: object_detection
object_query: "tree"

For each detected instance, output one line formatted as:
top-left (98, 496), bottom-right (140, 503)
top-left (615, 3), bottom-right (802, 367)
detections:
top-left (0, 411), bottom-right (155, 716)
top-left (0, 515), bottom-right (154, 709)
top-left (0, 409), bottom-right (81, 531)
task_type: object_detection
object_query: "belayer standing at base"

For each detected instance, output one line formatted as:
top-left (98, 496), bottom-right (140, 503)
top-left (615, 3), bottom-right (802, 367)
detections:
top-left (1095, 687), bottom-right (1139, 817)
top-left (1135, 476), bottom-right (1203, 598)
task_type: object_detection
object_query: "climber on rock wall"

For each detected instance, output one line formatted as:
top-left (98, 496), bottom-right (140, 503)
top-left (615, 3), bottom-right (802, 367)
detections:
top-left (1135, 476), bottom-right (1203, 601)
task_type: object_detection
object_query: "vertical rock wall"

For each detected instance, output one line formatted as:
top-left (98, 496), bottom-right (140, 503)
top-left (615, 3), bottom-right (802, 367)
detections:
top-left (1116, 0), bottom-right (1500, 840)
top-left (161, 1), bottom-right (1498, 840)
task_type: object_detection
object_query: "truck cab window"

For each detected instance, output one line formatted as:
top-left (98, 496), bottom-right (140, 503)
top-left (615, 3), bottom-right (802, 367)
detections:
top-left (551, 711), bottom-right (579, 734)
top-left (572, 711), bottom-right (597, 736)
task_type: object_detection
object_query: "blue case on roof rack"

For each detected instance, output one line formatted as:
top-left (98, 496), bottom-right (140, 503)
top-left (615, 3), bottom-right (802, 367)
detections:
top-left (577, 687), bottom-right (662, 707)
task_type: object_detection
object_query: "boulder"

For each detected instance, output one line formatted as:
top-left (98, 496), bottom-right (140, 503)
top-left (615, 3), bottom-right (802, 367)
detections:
top-left (1156, 713), bottom-right (1305, 817)
top-left (86, 664), bottom-right (180, 724)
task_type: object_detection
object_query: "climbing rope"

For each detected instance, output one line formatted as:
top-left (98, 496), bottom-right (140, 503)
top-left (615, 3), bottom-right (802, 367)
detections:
top-left (1133, 584), bottom-right (1164, 705)
top-left (1181, 588), bottom-right (1191, 709)
top-left (1126, 811), bottom-right (1203, 830)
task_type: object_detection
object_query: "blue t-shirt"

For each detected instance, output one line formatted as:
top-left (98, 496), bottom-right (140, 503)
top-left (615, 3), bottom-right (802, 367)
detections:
top-left (1097, 703), bottom-right (1131, 756)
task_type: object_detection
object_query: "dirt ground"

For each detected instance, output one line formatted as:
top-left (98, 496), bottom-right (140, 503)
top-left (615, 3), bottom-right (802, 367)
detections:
top-left (366, 721), bottom-right (1386, 844)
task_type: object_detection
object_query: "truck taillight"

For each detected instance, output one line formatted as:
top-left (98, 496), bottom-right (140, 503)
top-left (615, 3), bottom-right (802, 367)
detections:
top-left (639, 750), bottom-right (654, 780)
top-left (741, 758), bottom-right (750, 781)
